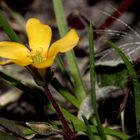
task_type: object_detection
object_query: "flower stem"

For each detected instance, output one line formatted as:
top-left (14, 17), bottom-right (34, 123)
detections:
top-left (43, 85), bottom-right (76, 140)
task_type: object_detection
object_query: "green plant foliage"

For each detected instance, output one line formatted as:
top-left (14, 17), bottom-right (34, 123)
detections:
top-left (89, 23), bottom-right (107, 140)
top-left (26, 122), bottom-right (60, 136)
top-left (96, 65), bottom-right (127, 87)
top-left (51, 78), bottom-right (80, 108)
top-left (60, 106), bottom-right (129, 139)
top-left (0, 10), bottom-right (20, 42)
top-left (0, 71), bottom-right (48, 105)
top-left (108, 41), bottom-right (140, 133)
top-left (52, 0), bottom-right (86, 102)
top-left (83, 116), bottom-right (96, 140)
top-left (0, 0), bottom-right (138, 139)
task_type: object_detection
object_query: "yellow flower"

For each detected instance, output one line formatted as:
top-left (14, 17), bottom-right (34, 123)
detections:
top-left (0, 18), bottom-right (79, 69)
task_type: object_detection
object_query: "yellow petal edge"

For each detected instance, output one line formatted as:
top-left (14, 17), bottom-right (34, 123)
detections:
top-left (0, 42), bottom-right (32, 66)
top-left (26, 18), bottom-right (52, 54)
top-left (48, 29), bottom-right (79, 58)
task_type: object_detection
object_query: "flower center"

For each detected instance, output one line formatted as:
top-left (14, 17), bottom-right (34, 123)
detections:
top-left (31, 50), bottom-right (45, 64)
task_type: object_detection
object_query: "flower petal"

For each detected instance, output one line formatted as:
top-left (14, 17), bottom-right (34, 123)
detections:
top-left (32, 58), bottom-right (54, 69)
top-left (0, 42), bottom-right (32, 66)
top-left (26, 18), bottom-right (52, 54)
top-left (48, 29), bottom-right (79, 58)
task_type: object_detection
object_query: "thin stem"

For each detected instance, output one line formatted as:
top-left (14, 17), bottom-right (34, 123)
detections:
top-left (89, 23), bottom-right (107, 140)
top-left (52, 0), bottom-right (86, 102)
top-left (43, 85), bottom-right (76, 140)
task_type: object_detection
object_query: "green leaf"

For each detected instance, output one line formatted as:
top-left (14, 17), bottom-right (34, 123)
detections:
top-left (96, 65), bottom-right (127, 87)
top-left (89, 23), bottom-right (107, 140)
top-left (0, 10), bottom-right (20, 42)
top-left (82, 116), bottom-right (96, 140)
top-left (51, 78), bottom-right (80, 108)
top-left (52, 0), bottom-right (86, 102)
top-left (22, 128), bottom-right (36, 137)
top-left (26, 122), bottom-right (60, 136)
top-left (49, 103), bottom-right (129, 139)
top-left (108, 41), bottom-right (140, 132)
top-left (0, 71), bottom-right (48, 105)
top-left (60, 106), bottom-right (129, 140)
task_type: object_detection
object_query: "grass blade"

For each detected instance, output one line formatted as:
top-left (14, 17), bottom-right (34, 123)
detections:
top-left (89, 23), bottom-right (107, 140)
top-left (51, 78), bottom-right (80, 108)
top-left (82, 116), bottom-right (96, 140)
top-left (0, 71), bottom-right (47, 105)
top-left (0, 10), bottom-right (20, 42)
top-left (108, 41), bottom-right (140, 132)
top-left (59, 106), bottom-right (129, 140)
top-left (52, 0), bottom-right (86, 101)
